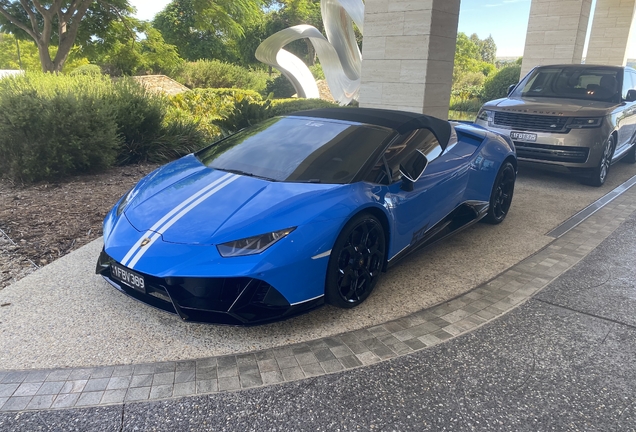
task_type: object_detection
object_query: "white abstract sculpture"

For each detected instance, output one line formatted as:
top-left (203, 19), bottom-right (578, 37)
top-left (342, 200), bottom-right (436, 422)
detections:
top-left (256, 0), bottom-right (364, 105)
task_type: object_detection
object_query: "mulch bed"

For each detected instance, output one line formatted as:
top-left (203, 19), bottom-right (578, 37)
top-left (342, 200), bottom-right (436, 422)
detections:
top-left (0, 163), bottom-right (160, 289)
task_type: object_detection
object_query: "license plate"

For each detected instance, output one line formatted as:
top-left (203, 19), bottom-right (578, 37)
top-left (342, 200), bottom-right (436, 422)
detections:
top-left (510, 131), bottom-right (537, 142)
top-left (111, 262), bottom-right (145, 294)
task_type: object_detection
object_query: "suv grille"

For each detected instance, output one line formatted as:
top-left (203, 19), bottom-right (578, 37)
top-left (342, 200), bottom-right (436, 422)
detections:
top-left (494, 112), bottom-right (569, 133)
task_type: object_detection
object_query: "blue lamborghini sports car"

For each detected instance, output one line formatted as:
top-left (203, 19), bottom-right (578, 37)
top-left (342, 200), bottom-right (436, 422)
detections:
top-left (97, 108), bottom-right (517, 325)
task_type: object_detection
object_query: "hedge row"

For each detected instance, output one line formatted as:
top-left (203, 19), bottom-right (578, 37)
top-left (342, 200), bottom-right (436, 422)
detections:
top-left (168, 89), bottom-right (337, 138)
top-left (0, 73), bottom-right (339, 183)
top-left (0, 73), bottom-right (204, 182)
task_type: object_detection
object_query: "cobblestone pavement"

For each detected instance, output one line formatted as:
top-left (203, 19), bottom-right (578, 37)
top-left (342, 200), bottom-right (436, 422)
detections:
top-left (1, 175), bottom-right (636, 419)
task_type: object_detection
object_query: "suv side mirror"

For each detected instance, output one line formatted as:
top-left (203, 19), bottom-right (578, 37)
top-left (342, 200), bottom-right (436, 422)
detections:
top-left (626, 89), bottom-right (636, 102)
top-left (400, 150), bottom-right (428, 191)
top-left (507, 84), bottom-right (517, 96)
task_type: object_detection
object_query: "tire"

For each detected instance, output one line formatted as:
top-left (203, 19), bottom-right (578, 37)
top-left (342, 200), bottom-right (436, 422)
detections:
top-left (624, 142), bottom-right (636, 164)
top-left (584, 135), bottom-right (614, 187)
top-left (482, 161), bottom-right (516, 225)
top-left (325, 214), bottom-right (386, 309)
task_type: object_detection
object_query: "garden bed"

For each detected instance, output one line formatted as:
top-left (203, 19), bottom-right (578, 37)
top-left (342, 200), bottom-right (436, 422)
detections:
top-left (0, 163), bottom-right (159, 289)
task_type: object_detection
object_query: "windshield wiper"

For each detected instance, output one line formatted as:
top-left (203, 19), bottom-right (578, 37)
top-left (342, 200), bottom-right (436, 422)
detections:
top-left (294, 179), bottom-right (322, 183)
top-left (222, 168), bottom-right (254, 177)
top-left (221, 168), bottom-right (277, 182)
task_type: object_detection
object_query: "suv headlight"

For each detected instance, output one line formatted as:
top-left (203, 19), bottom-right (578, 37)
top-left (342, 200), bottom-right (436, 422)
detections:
top-left (217, 228), bottom-right (296, 257)
top-left (476, 109), bottom-right (493, 123)
top-left (567, 117), bottom-right (603, 128)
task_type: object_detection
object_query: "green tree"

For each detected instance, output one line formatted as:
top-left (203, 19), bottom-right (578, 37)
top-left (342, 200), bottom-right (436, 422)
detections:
top-left (480, 35), bottom-right (497, 64)
top-left (0, 0), bottom-right (132, 72)
top-left (0, 32), bottom-right (40, 69)
top-left (191, 0), bottom-right (264, 38)
top-left (265, 0), bottom-right (322, 65)
top-left (88, 20), bottom-right (182, 76)
top-left (482, 65), bottom-right (521, 102)
top-left (453, 32), bottom-right (497, 85)
top-left (154, 0), bottom-right (237, 62)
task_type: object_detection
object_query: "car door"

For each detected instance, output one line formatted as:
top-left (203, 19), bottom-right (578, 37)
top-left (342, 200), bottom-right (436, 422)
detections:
top-left (379, 128), bottom-right (471, 259)
top-left (616, 70), bottom-right (636, 152)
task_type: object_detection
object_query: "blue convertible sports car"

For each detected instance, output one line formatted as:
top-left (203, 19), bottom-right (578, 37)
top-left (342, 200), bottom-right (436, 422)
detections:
top-left (97, 108), bottom-right (516, 325)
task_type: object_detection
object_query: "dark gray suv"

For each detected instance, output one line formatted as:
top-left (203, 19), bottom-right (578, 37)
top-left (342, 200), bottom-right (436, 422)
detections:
top-left (476, 65), bottom-right (636, 186)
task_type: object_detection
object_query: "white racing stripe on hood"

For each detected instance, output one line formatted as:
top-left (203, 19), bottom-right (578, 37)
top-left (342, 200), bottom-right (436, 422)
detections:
top-left (120, 173), bottom-right (236, 268)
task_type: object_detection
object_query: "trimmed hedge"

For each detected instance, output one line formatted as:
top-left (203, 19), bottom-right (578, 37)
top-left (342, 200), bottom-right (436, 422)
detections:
top-left (0, 72), bottom-right (206, 182)
top-left (0, 74), bottom-right (120, 182)
top-left (169, 91), bottom-right (338, 138)
top-left (482, 65), bottom-right (522, 102)
top-left (0, 72), bottom-right (339, 183)
top-left (214, 98), bottom-right (340, 135)
top-left (176, 60), bottom-right (269, 94)
top-left (269, 98), bottom-right (338, 117)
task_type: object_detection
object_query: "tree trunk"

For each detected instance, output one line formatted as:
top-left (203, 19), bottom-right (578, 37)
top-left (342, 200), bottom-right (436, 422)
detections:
top-left (305, 39), bottom-right (316, 66)
top-left (37, 42), bottom-right (55, 73)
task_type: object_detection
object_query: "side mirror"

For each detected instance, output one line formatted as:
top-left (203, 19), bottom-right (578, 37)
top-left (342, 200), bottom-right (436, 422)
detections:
top-left (400, 150), bottom-right (428, 191)
top-left (626, 89), bottom-right (636, 102)
top-left (507, 84), bottom-right (517, 96)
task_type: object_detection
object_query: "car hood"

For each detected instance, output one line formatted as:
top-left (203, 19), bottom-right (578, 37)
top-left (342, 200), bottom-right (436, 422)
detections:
top-left (124, 156), bottom-right (341, 245)
top-left (483, 97), bottom-right (617, 117)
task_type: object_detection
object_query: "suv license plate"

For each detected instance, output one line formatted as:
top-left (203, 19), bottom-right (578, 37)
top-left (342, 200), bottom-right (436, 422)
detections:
top-left (510, 132), bottom-right (537, 142)
top-left (111, 262), bottom-right (146, 294)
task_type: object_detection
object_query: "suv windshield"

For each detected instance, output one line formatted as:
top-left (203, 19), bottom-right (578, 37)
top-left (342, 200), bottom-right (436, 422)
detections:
top-left (511, 66), bottom-right (622, 103)
top-left (196, 116), bottom-right (393, 184)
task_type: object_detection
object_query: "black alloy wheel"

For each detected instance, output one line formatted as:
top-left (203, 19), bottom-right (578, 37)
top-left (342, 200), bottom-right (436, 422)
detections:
top-left (585, 135), bottom-right (615, 187)
top-left (483, 161), bottom-right (516, 225)
top-left (325, 214), bottom-right (386, 309)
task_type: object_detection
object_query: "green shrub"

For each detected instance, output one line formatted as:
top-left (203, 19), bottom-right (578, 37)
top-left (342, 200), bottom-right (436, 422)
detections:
top-left (0, 74), bottom-right (120, 182)
top-left (108, 79), bottom-right (168, 165)
top-left (150, 117), bottom-right (208, 162)
top-left (214, 99), bottom-right (273, 135)
top-left (482, 65), bottom-right (521, 102)
top-left (265, 74), bottom-right (296, 99)
top-left (309, 64), bottom-right (325, 80)
top-left (269, 98), bottom-right (338, 116)
top-left (176, 60), bottom-right (268, 93)
top-left (449, 96), bottom-right (483, 112)
top-left (169, 88), bottom-right (264, 139)
top-left (212, 98), bottom-right (339, 135)
top-left (0, 72), bottom-right (208, 182)
top-left (68, 64), bottom-right (103, 76)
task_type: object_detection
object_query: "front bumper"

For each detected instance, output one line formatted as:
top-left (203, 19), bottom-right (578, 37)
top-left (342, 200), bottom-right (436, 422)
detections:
top-left (475, 119), bottom-right (609, 169)
top-left (96, 249), bottom-right (323, 326)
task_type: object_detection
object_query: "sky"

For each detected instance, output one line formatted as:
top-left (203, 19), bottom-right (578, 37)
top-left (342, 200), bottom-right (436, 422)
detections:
top-left (129, 0), bottom-right (635, 59)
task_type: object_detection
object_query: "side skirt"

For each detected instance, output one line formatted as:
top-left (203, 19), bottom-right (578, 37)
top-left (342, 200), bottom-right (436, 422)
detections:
top-left (387, 200), bottom-right (489, 268)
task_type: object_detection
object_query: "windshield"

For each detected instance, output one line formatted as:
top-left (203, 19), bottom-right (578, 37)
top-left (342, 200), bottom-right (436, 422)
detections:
top-left (196, 116), bottom-right (393, 184)
top-left (512, 66), bottom-right (622, 103)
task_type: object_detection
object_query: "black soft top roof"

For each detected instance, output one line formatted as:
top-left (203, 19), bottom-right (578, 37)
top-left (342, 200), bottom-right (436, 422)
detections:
top-left (290, 107), bottom-right (452, 148)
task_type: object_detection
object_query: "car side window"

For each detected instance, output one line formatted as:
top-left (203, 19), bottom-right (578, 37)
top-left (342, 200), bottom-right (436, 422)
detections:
top-left (384, 129), bottom-right (441, 183)
top-left (622, 71), bottom-right (634, 100)
top-left (630, 72), bottom-right (636, 97)
top-left (364, 157), bottom-right (391, 185)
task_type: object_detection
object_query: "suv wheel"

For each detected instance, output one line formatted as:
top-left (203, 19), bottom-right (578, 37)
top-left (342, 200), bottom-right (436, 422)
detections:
top-left (584, 135), bottom-right (614, 187)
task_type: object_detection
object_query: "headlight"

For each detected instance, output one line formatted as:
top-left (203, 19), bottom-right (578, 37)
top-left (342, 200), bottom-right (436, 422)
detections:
top-left (116, 188), bottom-right (135, 216)
top-left (476, 109), bottom-right (493, 123)
top-left (217, 228), bottom-right (296, 257)
top-left (567, 117), bottom-right (603, 128)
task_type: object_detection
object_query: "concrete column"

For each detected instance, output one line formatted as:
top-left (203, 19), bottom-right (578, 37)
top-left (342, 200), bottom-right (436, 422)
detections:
top-left (359, 0), bottom-right (460, 120)
top-left (521, 0), bottom-right (593, 78)
top-left (586, 0), bottom-right (636, 66)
